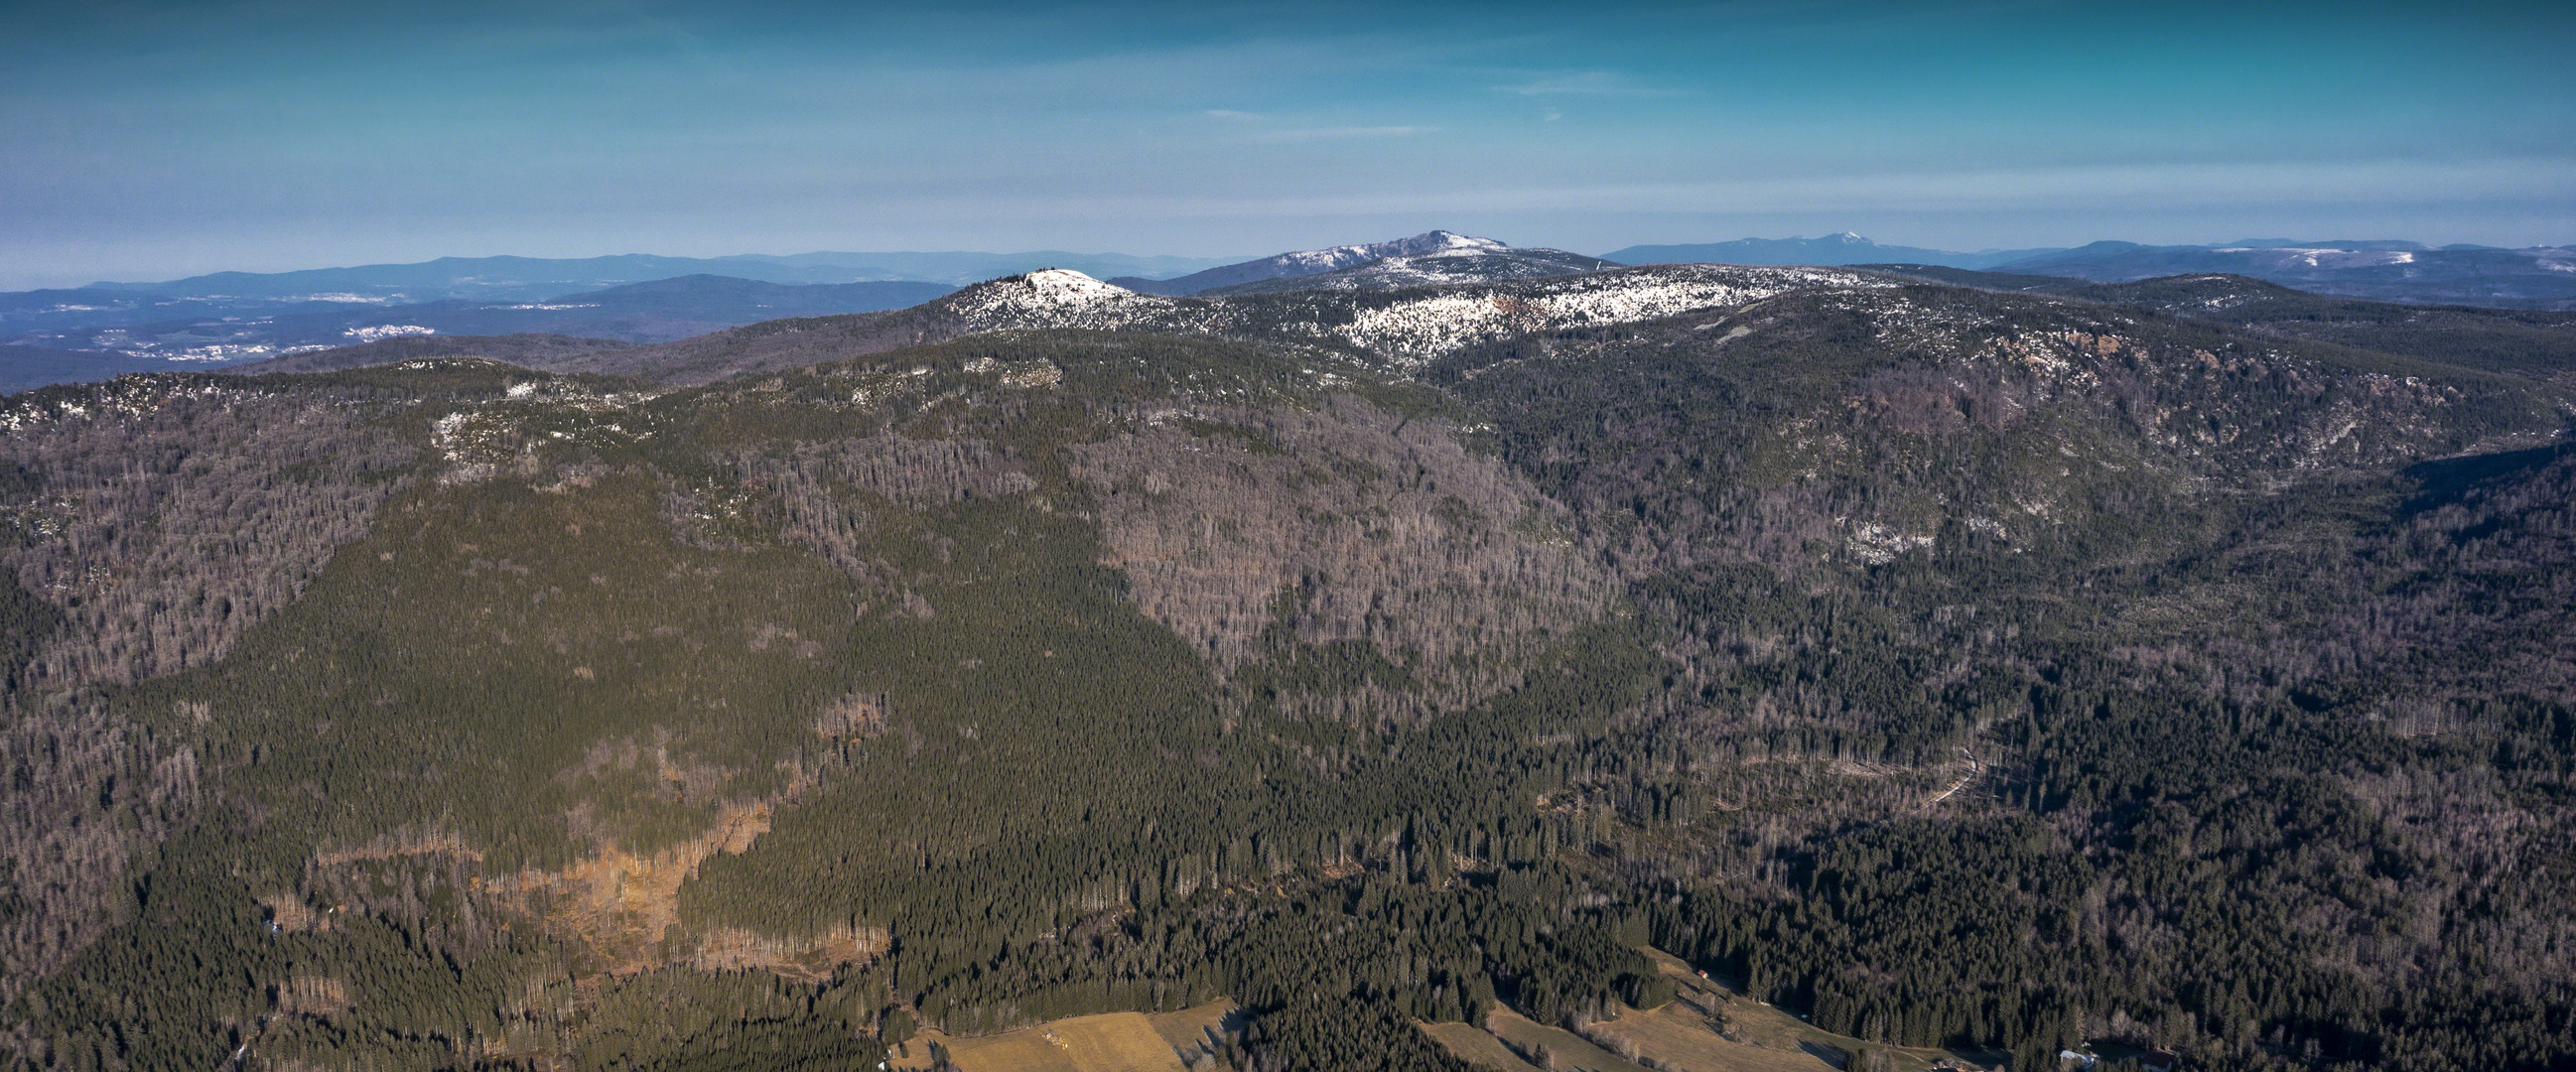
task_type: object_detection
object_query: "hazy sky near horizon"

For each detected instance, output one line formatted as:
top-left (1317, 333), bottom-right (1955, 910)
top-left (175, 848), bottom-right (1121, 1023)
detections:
top-left (3, 0), bottom-right (2571, 288)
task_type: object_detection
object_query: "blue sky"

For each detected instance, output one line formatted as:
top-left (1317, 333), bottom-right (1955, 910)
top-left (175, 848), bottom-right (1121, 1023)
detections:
top-left (3, 0), bottom-right (2571, 288)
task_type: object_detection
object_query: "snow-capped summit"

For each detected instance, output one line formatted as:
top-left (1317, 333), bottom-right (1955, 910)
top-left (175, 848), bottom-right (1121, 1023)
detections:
top-left (938, 268), bottom-right (1175, 331)
top-left (1113, 231), bottom-right (1519, 295)
top-left (944, 268), bottom-right (1136, 309)
top-left (1201, 243), bottom-right (1618, 296)
top-left (1261, 230), bottom-right (1511, 275)
top-left (1013, 268), bottom-right (1129, 301)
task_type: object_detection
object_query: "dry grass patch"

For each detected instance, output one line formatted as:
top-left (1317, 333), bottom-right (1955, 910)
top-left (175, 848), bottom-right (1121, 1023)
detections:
top-left (1595, 949), bottom-right (1973, 1072)
top-left (896, 1006), bottom-right (1221, 1072)
top-left (1429, 950), bottom-right (1983, 1072)
top-left (1583, 1004), bottom-right (1830, 1072)
top-left (1420, 1019), bottom-right (1544, 1072)
top-left (1483, 1007), bottom-right (1655, 1072)
top-left (1144, 1000), bottom-right (1238, 1056)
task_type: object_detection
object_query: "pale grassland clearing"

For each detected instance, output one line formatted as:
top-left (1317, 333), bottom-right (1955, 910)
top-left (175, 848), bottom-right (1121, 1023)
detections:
top-left (1482, 1007), bottom-right (1656, 1072)
top-left (1428, 949), bottom-right (1982, 1072)
top-left (1143, 1000), bottom-right (1238, 1055)
top-left (1604, 949), bottom-right (1979, 1072)
top-left (1580, 1003), bottom-right (1830, 1072)
top-left (891, 1001), bottom-right (1234, 1072)
top-left (1419, 1019), bottom-right (1544, 1072)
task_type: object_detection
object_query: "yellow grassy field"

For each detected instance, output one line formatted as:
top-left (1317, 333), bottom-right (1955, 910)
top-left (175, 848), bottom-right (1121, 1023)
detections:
top-left (1581, 1002), bottom-right (1831, 1072)
top-left (890, 1002), bottom-right (1235, 1072)
top-left (1483, 1007), bottom-right (1657, 1072)
top-left (1143, 1000), bottom-right (1238, 1055)
top-left (1419, 1019), bottom-right (1545, 1072)
top-left (1601, 949), bottom-right (1972, 1072)
top-left (1424, 949), bottom-right (1982, 1072)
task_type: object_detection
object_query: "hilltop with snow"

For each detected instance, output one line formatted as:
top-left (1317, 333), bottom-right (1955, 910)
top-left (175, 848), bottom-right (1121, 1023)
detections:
top-left (939, 262), bottom-right (1889, 368)
top-left (1201, 245), bottom-right (1618, 296)
top-left (1110, 230), bottom-right (1569, 295)
top-left (531, 261), bottom-right (1893, 384)
top-left (939, 268), bottom-right (1177, 330)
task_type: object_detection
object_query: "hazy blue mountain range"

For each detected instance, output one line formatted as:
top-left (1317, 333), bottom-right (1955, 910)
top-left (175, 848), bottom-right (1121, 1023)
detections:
top-left (1987, 240), bottom-right (2576, 308)
top-left (82, 249), bottom-right (1233, 303)
top-left (0, 276), bottom-right (954, 378)
top-left (1612, 233), bottom-right (2576, 310)
top-left (14, 229), bottom-right (2576, 396)
top-left (1601, 232), bottom-right (2065, 270)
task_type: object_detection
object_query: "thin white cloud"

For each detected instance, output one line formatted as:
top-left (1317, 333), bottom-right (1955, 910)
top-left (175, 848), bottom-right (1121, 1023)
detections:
top-left (1495, 71), bottom-right (1683, 97)
top-left (1204, 109), bottom-right (1262, 119)
top-left (1249, 125), bottom-right (1432, 143)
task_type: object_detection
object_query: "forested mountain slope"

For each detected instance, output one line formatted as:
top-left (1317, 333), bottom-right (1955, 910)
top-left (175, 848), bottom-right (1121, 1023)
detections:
top-left (226, 333), bottom-right (638, 376)
top-left (2, 267), bottom-right (2572, 1072)
top-left (1865, 268), bottom-right (2576, 383)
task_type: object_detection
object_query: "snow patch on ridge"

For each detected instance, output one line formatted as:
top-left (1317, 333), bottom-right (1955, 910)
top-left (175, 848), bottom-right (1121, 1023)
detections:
top-left (1327, 265), bottom-right (1888, 365)
top-left (1271, 230), bottom-right (1509, 275)
top-left (921, 263), bottom-right (1886, 370)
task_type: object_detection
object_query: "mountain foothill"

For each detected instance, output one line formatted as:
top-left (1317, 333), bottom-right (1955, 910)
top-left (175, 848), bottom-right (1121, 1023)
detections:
top-left (2, 231), bottom-right (2574, 1072)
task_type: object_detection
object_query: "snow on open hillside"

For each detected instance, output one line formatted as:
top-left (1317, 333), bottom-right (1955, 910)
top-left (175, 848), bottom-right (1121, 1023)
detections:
top-left (912, 264), bottom-right (1887, 372)
top-left (1125, 231), bottom-right (1523, 294)
top-left (1312, 264), bottom-right (1887, 365)
top-left (1271, 230), bottom-right (1507, 274)
top-left (1206, 247), bottom-right (1616, 296)
top-left (937, 269), bottom-right (1191, 332)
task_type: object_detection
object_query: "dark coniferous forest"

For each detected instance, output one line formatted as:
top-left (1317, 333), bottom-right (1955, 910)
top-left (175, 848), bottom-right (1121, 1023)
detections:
top-left (2, 265), bottom-right (2572, 1072)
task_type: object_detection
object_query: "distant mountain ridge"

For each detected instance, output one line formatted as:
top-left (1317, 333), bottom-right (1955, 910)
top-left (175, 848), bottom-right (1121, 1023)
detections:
top-left (84, 249), bottom-right (1233, 302)
top-left (1601, 232), bottom-right (2066, 271)
top-left (466, 262), bottom-right (1890, 385)
top-left (1200, 246), bottom-right (1616, 295)
top-left (1988, 241), bottom-right (2576, 308)
top-left (17, 228), bottom-right (2576, 395)
top-left (0, 276), bottom-right (953, 387)
top-left (1109, 230), bottom-right (1590, 295)
top-left (1606, 232), bottom-right (2576, 309)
